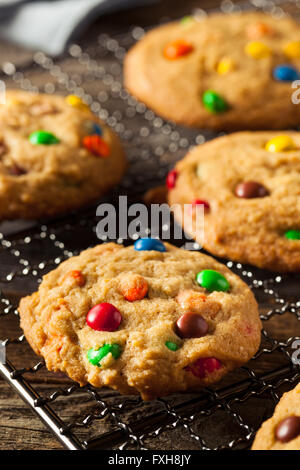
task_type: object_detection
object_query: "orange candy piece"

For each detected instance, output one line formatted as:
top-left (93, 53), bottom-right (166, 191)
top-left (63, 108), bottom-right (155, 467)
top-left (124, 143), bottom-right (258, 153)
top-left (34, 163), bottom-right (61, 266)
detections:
top-left (176, 290), bottom-right (207, 310)
top-left (246, 22), bottom-right (272, 39)
top-left (60, 270), bottom-right (86, 287)
top-left (163, 39), bottom-right (194, 60)
top-left (83, 134), bottom-right (110, 157)
top-left (120, 274), bottom-right (148, 302)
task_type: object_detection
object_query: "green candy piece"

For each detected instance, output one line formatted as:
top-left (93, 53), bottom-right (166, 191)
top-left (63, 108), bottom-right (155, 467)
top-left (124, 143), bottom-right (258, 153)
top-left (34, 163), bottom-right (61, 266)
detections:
top-left (29, 130), bottom-right (60, 145)
top-left (285, 230), bottom-right (300, 240)
top-left (165, 341), bottom-right (179, 351)
top-left (196, 269), bottom-right (230, 292)
top-left (87, 343), bottom-right (121, 367)
top-left (180, 16), bottom-right (195, 26)
top-left (202, 90), bottom-right (228, 113)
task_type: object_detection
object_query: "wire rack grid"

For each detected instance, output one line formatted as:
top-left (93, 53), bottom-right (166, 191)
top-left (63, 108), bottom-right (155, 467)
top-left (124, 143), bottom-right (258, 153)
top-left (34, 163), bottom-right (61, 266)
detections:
top-left (0, 0), bottom-right (300, 451)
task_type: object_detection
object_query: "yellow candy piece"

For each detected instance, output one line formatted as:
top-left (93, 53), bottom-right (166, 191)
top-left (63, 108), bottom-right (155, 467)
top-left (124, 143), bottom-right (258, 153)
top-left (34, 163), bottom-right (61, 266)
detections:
top-left (245, 41), bottom-right (271, 59)
top-left (265, 135), bottom-right (297, 153)
top-left (283, 41), bottom-right (300, 59)
top-left (65, 94), bottom-right (89, 111)
top-left (217, 58), bottom-right (235, 75)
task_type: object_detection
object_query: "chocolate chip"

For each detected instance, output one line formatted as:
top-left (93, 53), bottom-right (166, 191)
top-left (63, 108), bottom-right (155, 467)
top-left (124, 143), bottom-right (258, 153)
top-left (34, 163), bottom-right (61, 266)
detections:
top-left (275, 416), bottom-right (300, 443)
top-left (235, 181), bottom-right (269, 199)
top-left (176, 313), bottom-right (208, 338)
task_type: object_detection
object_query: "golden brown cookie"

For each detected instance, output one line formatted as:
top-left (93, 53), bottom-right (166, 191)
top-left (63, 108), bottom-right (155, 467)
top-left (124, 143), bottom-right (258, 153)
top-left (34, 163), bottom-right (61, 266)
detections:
top-left (124, 12), bottom-right (300, 130)
top-left (19, 241), bottom-right (261, 400)
top-left (0, 90), bottom-right (127, 219)
top-left (167, 131), bottom-right (300, 272)
top-left (252, 383), bottom-right (300, 450)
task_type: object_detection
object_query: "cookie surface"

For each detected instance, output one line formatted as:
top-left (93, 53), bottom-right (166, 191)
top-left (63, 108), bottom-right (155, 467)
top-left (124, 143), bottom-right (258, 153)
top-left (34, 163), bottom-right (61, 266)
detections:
top-left (252, 383), bottom-right (300, 450)
top-left (19, 241), bottom-right (261, 400)
top-left (124, 12), bottom-right (300, 130)
top-left (168, 131), bottom-right (300, 272)
top-left (0, 90), bottom-right (126, 219)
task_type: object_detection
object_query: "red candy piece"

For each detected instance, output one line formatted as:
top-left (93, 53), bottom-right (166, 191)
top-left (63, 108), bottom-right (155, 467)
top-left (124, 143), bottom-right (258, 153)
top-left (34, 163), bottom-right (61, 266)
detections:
top-left (186, 357), bottom-right (222, 378)
top-left (83, 134), bottom-right (110, 157)
top-left (191, 199), bottom-right (210, 211)
top-left (86, 302), bottom-right (121, 332)
top-left (166, 169), bottom-right (178, 189)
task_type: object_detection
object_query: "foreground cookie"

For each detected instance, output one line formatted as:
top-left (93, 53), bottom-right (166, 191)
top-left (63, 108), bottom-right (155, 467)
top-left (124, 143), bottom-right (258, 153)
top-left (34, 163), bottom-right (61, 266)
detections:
top-left (252, 383), bottom-right (300, 450)
top-left (0, 90), bottom-right (126, 219)
top-left (125, 12), bottom-right (300, 130)
top-left (168, 131), bottom-right (300, 272)
top-left (19, 241), bottom-right (261, 400)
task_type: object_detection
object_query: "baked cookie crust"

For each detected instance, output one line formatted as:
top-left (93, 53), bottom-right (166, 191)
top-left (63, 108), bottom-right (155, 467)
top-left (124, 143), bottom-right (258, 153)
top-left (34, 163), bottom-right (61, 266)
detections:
top-left (0, 90), bottom-right (126, 219)
top-left (19, 242), bottom-right (261, 400)
top-left (124, 12), bottom-right (300, 130)
top-left (168, 131), bottom-right (300, 272)
top-left (252, 383), bottom-right (300, 450)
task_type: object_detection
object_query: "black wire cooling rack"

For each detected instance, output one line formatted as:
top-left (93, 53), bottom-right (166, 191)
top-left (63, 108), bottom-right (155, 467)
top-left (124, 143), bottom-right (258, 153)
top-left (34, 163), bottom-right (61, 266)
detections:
top-left (1, 0), bottom-right (300, 451)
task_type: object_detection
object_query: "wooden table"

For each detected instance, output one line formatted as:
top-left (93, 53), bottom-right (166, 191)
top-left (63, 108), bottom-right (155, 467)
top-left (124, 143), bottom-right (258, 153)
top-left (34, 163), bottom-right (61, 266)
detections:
top-left (0, 0), bottom-right (299, 450)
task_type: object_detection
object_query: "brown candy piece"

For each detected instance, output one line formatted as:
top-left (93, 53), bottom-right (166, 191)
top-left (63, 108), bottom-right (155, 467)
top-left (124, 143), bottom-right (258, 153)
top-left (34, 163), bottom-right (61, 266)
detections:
top-left (235, 181), bottom-right (269, 199)
top-left (275, 416), bottom-right (300, 443)
top-left (176, 313), bottom-right (208, 338)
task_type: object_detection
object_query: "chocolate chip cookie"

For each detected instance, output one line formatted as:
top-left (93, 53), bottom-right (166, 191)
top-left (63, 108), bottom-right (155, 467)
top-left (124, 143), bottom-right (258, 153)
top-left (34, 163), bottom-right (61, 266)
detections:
top-left (0, 90), bottom-right (126, 219)
top-left (167, 131), bottom-right (300, 272)
top-left (19, 241), bottom-right (261, 400)
top-left (124, 12), bottom-right (300, 130)
top-left (252, 383), bottom-right (300, 450)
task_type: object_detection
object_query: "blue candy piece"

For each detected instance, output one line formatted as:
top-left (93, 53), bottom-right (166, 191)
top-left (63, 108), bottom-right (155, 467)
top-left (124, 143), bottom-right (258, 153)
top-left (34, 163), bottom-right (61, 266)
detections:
top-left (93, 123), bottom-right (103, 136)
top-left (134, 238), bottom-right (166, 252)
top-left (273, 64), bottom-right (300, 82)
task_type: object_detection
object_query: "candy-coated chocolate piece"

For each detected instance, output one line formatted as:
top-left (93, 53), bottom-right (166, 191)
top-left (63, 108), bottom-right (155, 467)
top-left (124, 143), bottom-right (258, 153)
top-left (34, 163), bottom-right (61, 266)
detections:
top-left (186, 357), bottom-right (222, 378)
top-left (196, 269), bottom-right (229, 292)
top-left (246, 22), bottom-right (272, 39)
top-left (191, 199), bottom-right (210, 211)
top-left (165, 341), bottom-right (179, 351)
top-left (134, 238), bottom-right (166, 252)
top-left (273, 64), bottom-right (300, 82)
top-left (176, 290), bottom-right (206, 310)
top-left (29, 130), bottom-right (60, 145)
top-left (61, 270), bottom-right (85, 287)
top-left (283, 41), bottom-right (300, 59)
top-left (84, 121), bottom-right (103, 136)
top-left (275, 416), bottom-right (300, 443)
top-left (83, 134), bottom-right (110, 157)
top-left (86, 303), bottom-right (122, 332)
top-left (202, 90), bottom-right (228, 113)
top-left (163, 39), bottom-right (193, 60)
top-left (176, 313), bottom-right (208, 338)
top-left (244, 41), bottom-right (271, 59)
top-left (65, 94), bottom-right (90, 111)
top-left (217, 58), bottom-right (235, 75)
top-left (87, 343), bottom-right (121, 367)
top-left (235, 181), bottom-right (269, 199)
top-left (285, 229), bottom-right (300, 240)
top-left (166, 169), bottom-right (178, 189)
top-left (120, 273), bottom-right (148, 301)
top-left (265, 135), bottom-right (297, 152)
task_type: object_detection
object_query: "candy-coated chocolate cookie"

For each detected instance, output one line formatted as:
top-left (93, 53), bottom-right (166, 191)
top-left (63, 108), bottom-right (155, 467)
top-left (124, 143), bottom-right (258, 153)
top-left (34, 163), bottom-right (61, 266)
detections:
top-left (124, 12), bottom-right (300, 130)
top-left (19, 241), bottom-right (261, 400)
top-left (252, 383), bottom-right (300, 450)
top-left (168, 131), bottom-right (300, 272)
top-left (0, 90), bottom-right (126, 219)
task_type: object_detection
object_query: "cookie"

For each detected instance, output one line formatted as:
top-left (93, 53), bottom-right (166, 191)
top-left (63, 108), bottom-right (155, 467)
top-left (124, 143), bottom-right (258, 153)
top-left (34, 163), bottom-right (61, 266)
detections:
top-left (252, 383), bottom-right (300, 450)
top-left (19, 241), bottom-right (261, 400)
top-left (124, 12), bottom-right (300, 130)
top-left (0, 90), bottom-right (126, 219)
top-left (167, 131), bottom-right (300, 272)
